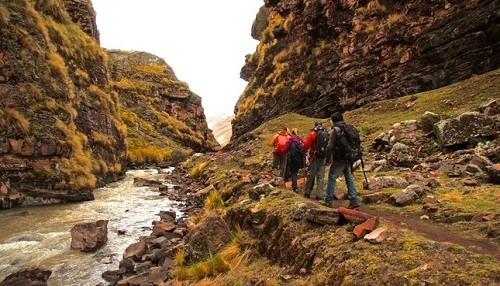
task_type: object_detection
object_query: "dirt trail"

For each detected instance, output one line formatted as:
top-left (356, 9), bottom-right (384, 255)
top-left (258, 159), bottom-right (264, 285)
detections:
top-left (327, 200), bottom-right (499, 260)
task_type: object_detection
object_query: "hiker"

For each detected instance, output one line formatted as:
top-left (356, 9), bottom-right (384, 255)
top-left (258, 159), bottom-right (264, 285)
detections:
top-left (302, 122), bottom-right (329, 200)
top-left (324, 112), bottom-right (360, 209)
top-left (268, 126), bottom-right (290, 177)
top-left (283, 128), bottom-right (304, 193)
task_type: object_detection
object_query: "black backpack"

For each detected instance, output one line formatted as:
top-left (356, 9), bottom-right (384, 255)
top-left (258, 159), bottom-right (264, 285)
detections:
top-left (333, 122), bottom-right (362, 164)
top-left (288, 140), bottom-right (304, 169)
top-left (314, 128), bottom-right (329, 158)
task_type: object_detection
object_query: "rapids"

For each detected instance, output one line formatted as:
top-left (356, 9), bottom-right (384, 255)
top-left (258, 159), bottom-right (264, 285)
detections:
top-left (0, 169), bottom-right (181, 285)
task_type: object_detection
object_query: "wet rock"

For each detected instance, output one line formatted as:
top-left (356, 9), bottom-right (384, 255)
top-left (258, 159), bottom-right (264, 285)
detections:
top-left (123, 241), bottom-right (147, 261)
top-left (70, 220), bottom-right (108, 252)
top-left (152, 222), bottom-right (176, 237)
top-left (0, 268), bottom-right (51, 286)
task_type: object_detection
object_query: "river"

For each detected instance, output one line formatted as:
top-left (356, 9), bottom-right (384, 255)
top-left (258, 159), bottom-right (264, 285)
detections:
top-left (0, 169), bottom-right (181, 286)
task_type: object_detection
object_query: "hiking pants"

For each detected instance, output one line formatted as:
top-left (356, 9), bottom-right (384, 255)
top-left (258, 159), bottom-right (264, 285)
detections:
top-left (325, 160), bottom-right (357, 203)
top-left (304, 156), bottom-right (325, 199)
top-left (272, 153), bottom-right (287, 177)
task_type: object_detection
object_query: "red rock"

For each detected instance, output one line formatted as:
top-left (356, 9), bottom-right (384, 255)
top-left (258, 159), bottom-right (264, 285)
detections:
top-left (338, 207), bottom-right (373, 225)
top-left (353, 217), bottom-right (380, 240)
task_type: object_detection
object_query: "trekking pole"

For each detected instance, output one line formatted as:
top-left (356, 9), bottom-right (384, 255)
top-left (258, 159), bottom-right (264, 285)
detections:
top-left (360, 156), bottom-right (370, 190)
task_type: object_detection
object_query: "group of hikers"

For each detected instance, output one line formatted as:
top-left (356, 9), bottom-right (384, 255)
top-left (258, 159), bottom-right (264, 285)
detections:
top-left (268, 111), bottom-right (361, 209)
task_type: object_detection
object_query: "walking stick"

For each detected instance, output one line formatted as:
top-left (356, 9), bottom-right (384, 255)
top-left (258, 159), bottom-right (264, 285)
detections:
top-left (360, 156), bottom-right (370, 190)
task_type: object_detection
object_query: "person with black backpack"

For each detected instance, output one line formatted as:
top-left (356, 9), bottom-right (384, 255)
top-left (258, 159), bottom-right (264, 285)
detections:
top-left (302, 122), bottom-right (329, 200)
top-left (283, 128), bottom-right (305, 193)
top-left (324, 112), bottom-right (361, 209)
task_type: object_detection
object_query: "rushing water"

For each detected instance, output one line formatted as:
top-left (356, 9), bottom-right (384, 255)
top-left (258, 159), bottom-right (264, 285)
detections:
top-left (0, 169), bottom-right (182, 286)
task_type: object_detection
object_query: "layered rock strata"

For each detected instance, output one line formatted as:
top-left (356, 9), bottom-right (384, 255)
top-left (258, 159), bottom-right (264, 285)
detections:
top-left (232, 0), bottom-right (500, 139)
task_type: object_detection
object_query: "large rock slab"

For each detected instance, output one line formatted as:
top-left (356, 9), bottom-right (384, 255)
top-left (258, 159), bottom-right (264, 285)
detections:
top-left (70, 220), bottom-right (108, 252)
top-left (434, 112), bottom-right (497, 147)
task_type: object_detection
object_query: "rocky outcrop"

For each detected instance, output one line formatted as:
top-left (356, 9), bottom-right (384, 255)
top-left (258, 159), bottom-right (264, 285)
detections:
top-left (232, 0), bottom-right (500, 139)
top-left (108, 50), bottom-right (219, 165)
top-left (0, 1), bottom-right (127, 208)
top-left (70, 220), bottom-right (108, 252)
top-left (62, 0), bottom-right (100, 43)
top-left (0, 268), bottom-right (51, 286)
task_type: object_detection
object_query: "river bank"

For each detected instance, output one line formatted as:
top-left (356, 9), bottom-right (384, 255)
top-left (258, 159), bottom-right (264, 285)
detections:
top-left (0, 168), bottom-right (186, 286)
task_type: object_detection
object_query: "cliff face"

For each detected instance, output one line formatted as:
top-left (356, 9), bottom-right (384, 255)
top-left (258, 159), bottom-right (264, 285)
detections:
top-left (232, 0), bottom-right (500, 139)
top-left (0, 0), bottom-right (127, 208)
top-left (63, 0), bottom-right (100, 43)
top-left (108, 50), bottom-right (218, 165)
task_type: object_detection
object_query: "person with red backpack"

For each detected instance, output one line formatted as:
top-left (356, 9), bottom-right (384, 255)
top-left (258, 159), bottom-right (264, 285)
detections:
top-left (268, 126), bottom-right (290, 177)
top-left (302, 122), bottom-right (329, 200)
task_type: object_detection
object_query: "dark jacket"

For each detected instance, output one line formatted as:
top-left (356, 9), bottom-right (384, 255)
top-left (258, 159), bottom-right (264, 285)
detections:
top-left (325, 121), bottom-right (348, 164)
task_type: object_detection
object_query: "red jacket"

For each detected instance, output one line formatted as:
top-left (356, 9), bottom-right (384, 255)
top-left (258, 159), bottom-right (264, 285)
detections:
top-left (302, 130), bottom-right (317, 157)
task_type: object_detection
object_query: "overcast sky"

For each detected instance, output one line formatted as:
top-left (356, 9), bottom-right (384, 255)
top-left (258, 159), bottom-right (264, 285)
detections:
top-left (92, 0), bottom-right (263, 120)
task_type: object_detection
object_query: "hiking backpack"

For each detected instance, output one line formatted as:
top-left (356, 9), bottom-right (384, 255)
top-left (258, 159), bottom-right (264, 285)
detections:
top-left (275, 134), bottom-right (289, 156)
top-left (314, 128), bottom-right (329, 158)
top-left (288, 140), bottom-right (305, 169)
top-left (333, 122), bottom-right (362, 164)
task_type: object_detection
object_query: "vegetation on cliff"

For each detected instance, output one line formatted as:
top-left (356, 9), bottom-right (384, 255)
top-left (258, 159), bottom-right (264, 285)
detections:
top-left (232, 0), bottom-right (499, 140)
top-left (0, 0), bottom-right (126, 205)
top-left (108, 50), bottom-right (219, 165)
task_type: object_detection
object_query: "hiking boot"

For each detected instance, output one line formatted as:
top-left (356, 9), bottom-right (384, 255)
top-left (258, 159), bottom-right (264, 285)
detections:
top-left (303, 193), bottom-right (310, 198)
top-left (348, 201), bottom-right (360, 209)
top-left (292, 188), bottom-right (298, 193)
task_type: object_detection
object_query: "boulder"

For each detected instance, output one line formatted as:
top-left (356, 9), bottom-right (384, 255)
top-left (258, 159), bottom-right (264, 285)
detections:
top-left (434, 112), bottom-right (497, 147)
top-left (184, 213), bottom-right (232, 262)
top-left (420, 111), bottom-right (441, 133)
top-left (70, 220), bottom-right (108, 252)
top-left (0, 268), bottom-right (51, 286)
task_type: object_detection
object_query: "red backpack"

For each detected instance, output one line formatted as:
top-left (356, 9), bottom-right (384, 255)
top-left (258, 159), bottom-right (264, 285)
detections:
top-left (275, 134), bottom-right (289, 155)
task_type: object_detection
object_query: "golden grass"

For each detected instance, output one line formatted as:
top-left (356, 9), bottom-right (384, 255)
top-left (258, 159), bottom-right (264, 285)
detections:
top-left (204, 191), bottom-right (224, 212)
top-left (91, 131), bottom-right (115, 146)
top-left (174, 232), bottom-right (251, 282)
top-left (190, 162), bottom-right (209, 178)
top-left (3, 108), bottom-right (30, 134)
top-left (128, 145), bottom-right (172, 164)
top-left (34, 0), bottom-right (71, 24)
top-left (0, 3), bottom-right (10, 27)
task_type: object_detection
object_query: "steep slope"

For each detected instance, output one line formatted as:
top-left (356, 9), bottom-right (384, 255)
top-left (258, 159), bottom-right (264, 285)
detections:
top-left (108, 50), bottom-right (219, 165)
top-left (232, 0), bottom-right (499, 139)
top-left (0, 0), bottom-right (126, 208)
